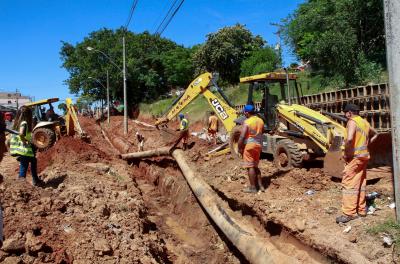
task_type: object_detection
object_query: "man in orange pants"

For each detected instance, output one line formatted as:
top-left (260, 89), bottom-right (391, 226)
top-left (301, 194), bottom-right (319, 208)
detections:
top-left (336, 103), bottom-right (378, 224)
top-left (238, 105), bottom-right (265, 193)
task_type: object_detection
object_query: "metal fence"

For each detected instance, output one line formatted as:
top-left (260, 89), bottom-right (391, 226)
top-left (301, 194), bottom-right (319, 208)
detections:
top-left (235, 83), bottom-right (391, 133)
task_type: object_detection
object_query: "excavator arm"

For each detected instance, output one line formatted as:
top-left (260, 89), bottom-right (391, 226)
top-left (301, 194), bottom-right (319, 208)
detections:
top-left (155, 72), bottom-right (238, 133)
top-left (65, 98), bottom-right (90, 141)
top-left (276, 104), bottom-right (346, 152)
top-left (276, 103), bottom-right (347, 177)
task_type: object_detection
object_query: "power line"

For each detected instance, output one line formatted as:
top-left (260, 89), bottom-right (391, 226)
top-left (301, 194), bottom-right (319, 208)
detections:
top-left (152, 0), bottom-right (174, 30)
top-left (154, 0), bottom-right (179, 34)
top-left (124, 0), bottom-right (139, 30)
top-left (155, 0), bottom-right (185, 36)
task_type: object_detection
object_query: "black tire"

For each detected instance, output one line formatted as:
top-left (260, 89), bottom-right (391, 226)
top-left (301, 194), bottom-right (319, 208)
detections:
top-left (229, 125), bottom-right (242, 159)
top-left (273, 139), bottom-right (303, 171)
top-left (32, 127), bottom-right (56, 151)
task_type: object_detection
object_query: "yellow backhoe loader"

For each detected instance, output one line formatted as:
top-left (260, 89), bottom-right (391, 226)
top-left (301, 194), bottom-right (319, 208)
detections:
top-left (155, 72), bottom-right (346, 178)
top-left (13, 98), bottom-right (88, 151)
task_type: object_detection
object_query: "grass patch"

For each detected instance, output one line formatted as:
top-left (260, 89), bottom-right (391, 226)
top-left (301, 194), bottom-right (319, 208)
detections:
top-left (367, 218), bottom-right (400, 246)
top-left (139, 97), bottom-right (176, 117)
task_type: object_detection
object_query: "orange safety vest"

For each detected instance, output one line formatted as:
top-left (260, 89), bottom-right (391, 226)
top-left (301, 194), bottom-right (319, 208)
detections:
top-left (350, 116), bottom-right (370, 159)
top-left (244, 116), bottom-right (264, 146)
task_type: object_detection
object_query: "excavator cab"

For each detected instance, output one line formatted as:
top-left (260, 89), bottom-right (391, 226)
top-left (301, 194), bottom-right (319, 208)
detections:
top-left (240, 71), bottom-right (301, 131)
top-left (13, 97), bottom-right (88, 151)
top-left (236, 71), bottom-right (347, 177)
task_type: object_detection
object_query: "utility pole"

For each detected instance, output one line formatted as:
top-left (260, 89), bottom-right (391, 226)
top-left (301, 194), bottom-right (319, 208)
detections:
top-left (107, 70), bottom-right (110, 124)
top-left (15, 89), bottom-right (19, 110)
top-left (384, 0), bottom-right (400, 222)
top-left (270, 22), bottom-right (283, 69)
top-left (123, 35), bottom-right (128, 135)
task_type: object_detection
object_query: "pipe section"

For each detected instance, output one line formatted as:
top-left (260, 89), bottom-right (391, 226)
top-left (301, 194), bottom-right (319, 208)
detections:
top-left (171, 149), bottom-right (295, 264)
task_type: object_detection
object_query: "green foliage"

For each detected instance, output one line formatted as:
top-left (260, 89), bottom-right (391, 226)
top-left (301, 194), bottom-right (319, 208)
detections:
top-left (193, 24), bottom-right (265, 84)
top-left (76, 95), bottom-right (95, 112)
top-left (161, 46), bottom-right (196, 87)
top-left (57, 103), bottom-right (67, 114)
top-left (60, 28), bottom-right (195, 107)
top-left (240, 47), bottom-right (279, 77)
top-left (367, 219), bottom-right (400, 248)
top-left (284, 0), bottom-right (386, 85)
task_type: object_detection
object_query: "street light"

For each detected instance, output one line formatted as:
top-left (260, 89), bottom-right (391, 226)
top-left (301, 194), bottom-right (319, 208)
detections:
top-left (86, 45), bottom-right (128, 134)
top-left (88, 72), bottom-right (110, 124)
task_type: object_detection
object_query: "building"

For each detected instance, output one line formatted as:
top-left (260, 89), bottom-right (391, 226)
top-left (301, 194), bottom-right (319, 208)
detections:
top-left (0, 92), bottom-right (31, 110)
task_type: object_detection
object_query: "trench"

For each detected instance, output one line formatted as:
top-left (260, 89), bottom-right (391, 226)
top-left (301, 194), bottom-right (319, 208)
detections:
top-left (126, 157), bottom-right (337, 264)
top-left (129, 158), bottom-right (243, 263)
top-left (99, 126), bottom-right (335, 263)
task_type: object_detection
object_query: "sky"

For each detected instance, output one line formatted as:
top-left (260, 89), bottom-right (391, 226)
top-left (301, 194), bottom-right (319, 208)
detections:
top-left (0, 0), bottom-right (305, 102)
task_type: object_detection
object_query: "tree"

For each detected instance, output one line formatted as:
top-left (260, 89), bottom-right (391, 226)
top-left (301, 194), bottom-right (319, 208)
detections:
top-left (240, 47), bottom-right (279, 77)
top-left (57, 103), bottom-right (67, 114)
top-left (161, 46), bottom-right (196, 87)
top-left (60, 28), bottom-right (195, 108)
top-left (193, 24), bottom-right (265, 84)
top-left (284, 0), bottom-right (385, 85)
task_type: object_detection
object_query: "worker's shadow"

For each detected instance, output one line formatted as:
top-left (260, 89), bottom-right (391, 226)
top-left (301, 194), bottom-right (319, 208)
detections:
top-left (261, 170), bottom-right (287, 189)
top-left (42, 174), bottom-right (67, 189)
top-left (188, 142), bottom-right (196, 149)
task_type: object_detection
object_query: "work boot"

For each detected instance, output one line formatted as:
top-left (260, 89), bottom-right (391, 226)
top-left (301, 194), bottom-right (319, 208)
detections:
top-left (242, 186), bottom-right (258, 193)
top-left (336, 215), bottom-right (358, 224)
top-left (32, 179), bottom-right (45, 187)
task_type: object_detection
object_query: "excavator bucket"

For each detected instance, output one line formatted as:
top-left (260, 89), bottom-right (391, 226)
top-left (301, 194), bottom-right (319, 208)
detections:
top-left (323, 136), bottom-right (345, 179)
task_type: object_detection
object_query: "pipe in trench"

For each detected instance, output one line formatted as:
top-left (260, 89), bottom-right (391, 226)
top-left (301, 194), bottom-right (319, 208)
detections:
top-left (120, 147), bottom-right (171, 160)
top-left (171, 149), bottom-right (296, 264)
top-left (119, 145), bottom-right (296, 263)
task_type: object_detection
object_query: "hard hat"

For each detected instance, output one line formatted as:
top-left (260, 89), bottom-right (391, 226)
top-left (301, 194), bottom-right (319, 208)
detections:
top-left (343, 103), bottom-right (360, 113)
top-left (178, 113), bottom-right (184, 119)
top-left (243, 104), bottom-right (255, 113)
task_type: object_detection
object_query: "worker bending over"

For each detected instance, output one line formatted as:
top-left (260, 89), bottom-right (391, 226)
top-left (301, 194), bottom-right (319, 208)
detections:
top-left (238, 105), bottom-right (265, 193)
top-left (208, 111), bottom-right (219, 145)
top-left (135, 131), bottom-right (145, 151)
top-left (178, 113), bottom-right (189, 150)
top-left (336, 103), bottom-right (377, 224)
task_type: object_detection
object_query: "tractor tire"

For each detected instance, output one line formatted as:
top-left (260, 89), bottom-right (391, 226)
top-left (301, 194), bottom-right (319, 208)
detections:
top-left (273, 139), bottom-right (303, 171)
top-left (32, 127), bottom-right (56, 152)
top-left (229, 125), bottom-right (242, 160)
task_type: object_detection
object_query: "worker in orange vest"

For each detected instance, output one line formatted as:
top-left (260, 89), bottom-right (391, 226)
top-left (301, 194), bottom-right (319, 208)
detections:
top-left (336, 103), bottom-right (378, 224)
top-left (238, 105), bottom-right (265, 193)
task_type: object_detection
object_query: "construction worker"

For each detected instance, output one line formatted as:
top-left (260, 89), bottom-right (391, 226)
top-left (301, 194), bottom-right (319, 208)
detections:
top-left (336, 103), bottom-right (378, 224)
top-left (9, 106), bottom-right (43, 186)
top-left (237, 104), bottom-right (265, 193)
top-left (178, 113), bottom-right (189, 150)
top-left (208, 111), bottom-right (219, 145)
top-left (135, 131), bottom-right (145, 151)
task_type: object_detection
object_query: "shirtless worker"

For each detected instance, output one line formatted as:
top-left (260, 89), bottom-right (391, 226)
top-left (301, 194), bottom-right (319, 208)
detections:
top-left (207, 111), bottom-right (218, 145)
top-left (336, 103), bottom-right (378, 224)
top-left (237, 105), bottom-right (265, 193)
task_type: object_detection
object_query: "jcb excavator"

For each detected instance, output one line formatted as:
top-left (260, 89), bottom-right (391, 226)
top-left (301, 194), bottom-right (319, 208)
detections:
top-left (155, 72), bottom-right (346, 178)
top-left (12, 98), bottom-right (89, 151)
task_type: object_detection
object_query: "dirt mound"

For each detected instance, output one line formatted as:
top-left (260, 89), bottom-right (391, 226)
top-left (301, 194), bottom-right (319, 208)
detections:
top-left (37, 137), bottom-right (108, 172)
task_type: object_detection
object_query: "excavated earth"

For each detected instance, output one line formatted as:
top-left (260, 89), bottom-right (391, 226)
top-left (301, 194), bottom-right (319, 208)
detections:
top-left (0, 115), bottom-right (396, 263)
